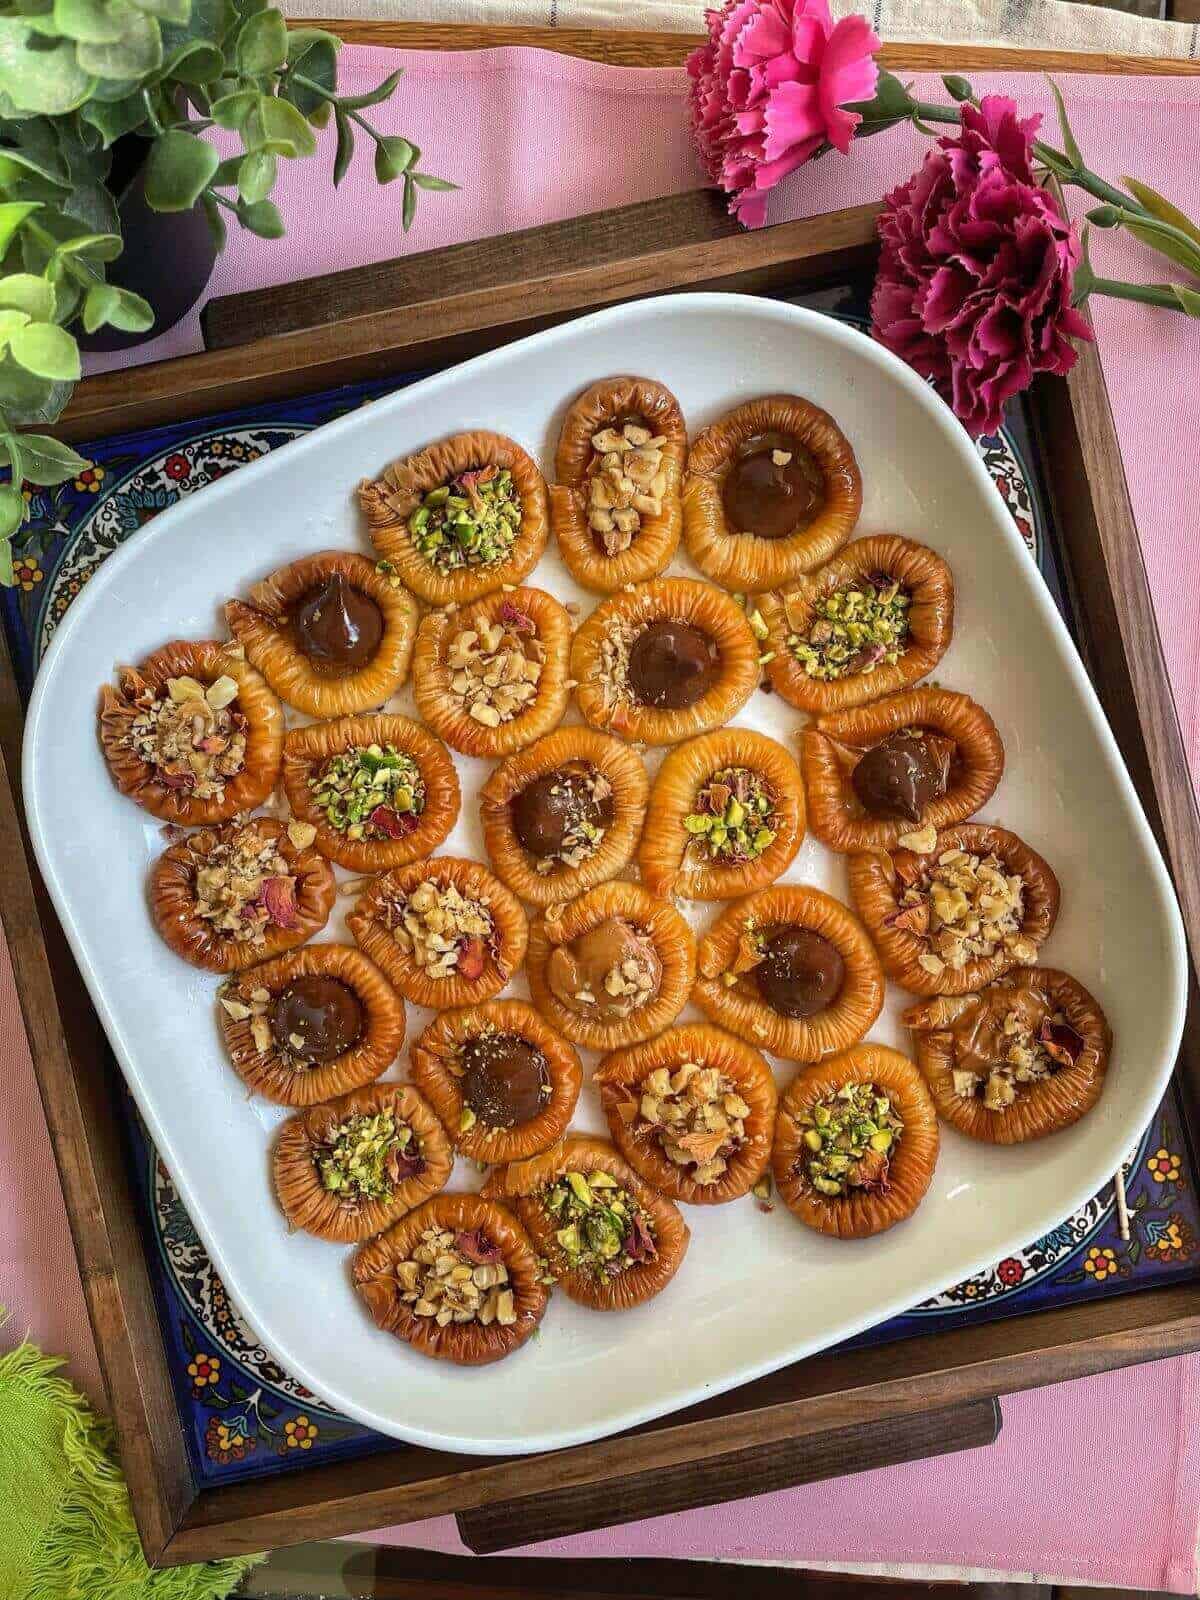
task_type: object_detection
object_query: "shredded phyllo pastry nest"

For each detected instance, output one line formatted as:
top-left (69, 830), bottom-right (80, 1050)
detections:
top-left (482, 1135), bottom-right (690, 1311)
top-left (903, 968), bottom-right (1111, 1143)
top-left (570, 577), bottom-right (760, 746)
top-left (682, 393), bottom-right (862, 592)
top-left (272, 1082), bottom-right (452, 1242)
top-left (413, 586), bottom-right (572, 758)
top-left (638, 727), bottom-right (805, 902)
top-left (550, 375), bottom-right (687, 592)
top-left (218, 943), bottom-right (404, 1106)
top-left (281, 713), bottom-right (460, 872)
top-left (353, 1193), bottom-right (548, 1364)
top-left (525, 880), bottom-right (696, 1050)
top-left (348, 855), bottom-right (527, 1009)
top-left (849, 822), bottom-right (1060, 996)
top-left (410, 999), bottom-right (583, 1164)
top-left (358, 429), bottom-right (549, 605)
top-left (480, 726), bottom-right (648, 908)
top-left (595, 1023), bottom-right (777, 1205)
top-left (224, 549), bottom-right (419, 718)
top-left (761, 535), bottom-right (954, 712)
top-left (99, 639), bottom-right (283, 824)
top-left (801, 684), bottom-right (1005, 853)
top-left (773, 1045), bottom-right (940, 1238)
top-left (150, 817), bottom-right (334, 973)
top-left (693, 883), bottom-right (884, 1062)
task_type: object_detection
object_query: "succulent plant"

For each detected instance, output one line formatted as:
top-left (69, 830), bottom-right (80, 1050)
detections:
top-left (0, 0), bottom-right (450, 581)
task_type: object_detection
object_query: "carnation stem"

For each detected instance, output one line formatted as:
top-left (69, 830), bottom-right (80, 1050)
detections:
top-left (907, 99), bottom-right (1154, 220)
top-left (1086, 276), bottom-right (1188, 310)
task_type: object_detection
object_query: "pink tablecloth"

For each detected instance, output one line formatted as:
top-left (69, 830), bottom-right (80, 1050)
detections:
top-left (6, 44), bottom-right (1199, 1591)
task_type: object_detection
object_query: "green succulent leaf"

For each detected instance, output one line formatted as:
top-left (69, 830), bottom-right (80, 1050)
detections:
top-left (52, 0), bottom-right (130, 46)
top-left (54, 229), bottom-right (122, 259)
top-left (200, 189), bottom-right (226, 249)
top-left (76, 8), bottom-right (162, 79)
top-left (334, 67), bottom-right (402, 112)
top-left (0, 146), bottom-right (68, 189)
top-left (237, 195), bottom-right (283, 237)
top-left (129, 0), bottom-right (190, 21)
top-left (8, 319), bottom-right (80, 380)
top-left (143, 126), bottom-right (218, 210)
top-left (0, 308), bottom-right (31, 351)
top-left (0, 521), bottom-right (18, 578)
top-left (237, 147), bottom-right (275, 203)
top-left (256, 93), bottom-right (316, 157)
top-left (332, 106), bottom-right (352, 188)
top-left (0, 275), bottom-right (55, 320)
top-left (79, 88), bottom-right (148, 144)
top-left (412, 172), bottom-right (457, 192)
top-left (0, 356), bottom-right (71, 424)
top-left (211, 87), bottom-right (255, 128)
top-left (151, 37), bottom-right (222, 82)
top-left (374, 135), bottom-right (415, 185)
top-left (234, 7), bottom-right (285, 75)
top-left (11, 429), bottom-right (90, 482)
top-left (1045, 77), bottom-right (1082, 171)
top-left (0, 203), bottom-right (41, 257)
top-left (82, 279), bottom-right (154, 332)
top-left (0, 23), bottom-right (96, 115)
top-left (283, 29), bottom-right (337, 121)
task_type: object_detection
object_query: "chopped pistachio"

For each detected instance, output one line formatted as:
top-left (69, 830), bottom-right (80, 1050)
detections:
top-left (788, 573), bottom-right (911, 681)
top-left (310, 743), bottom-right (425, 839)
top-left (408, 465), bottom-right (522, 571)
top-left (795, 1081), bottom-right (904, 1199)
top-left (541, 1169), bottom-right (655, 1279)
top-left (318, 1110), bottom-right (416, 1204)
top-left (683, 766), bottom-right (777, 866)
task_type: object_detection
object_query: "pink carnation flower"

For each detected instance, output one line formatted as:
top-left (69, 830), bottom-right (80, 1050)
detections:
top-left (870, 94), bottom-right (1093, 438)
top-left (687, 0), bottom-right (881, 227)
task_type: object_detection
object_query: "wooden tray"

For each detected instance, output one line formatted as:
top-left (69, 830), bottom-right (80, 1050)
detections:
top-left (5, 25), bottom-right (1200, 1569)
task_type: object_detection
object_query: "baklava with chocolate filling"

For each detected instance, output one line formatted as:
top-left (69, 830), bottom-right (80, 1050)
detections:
top-left (99, 640), bottom-right (283, 824)
top-left (358, 429), bottom-right (549, 605)
top-left (903, 968), bottom-right (1110, 1142)
top-left (410, 999), bottom-right (583, 1164)
top-left (550, 375), bottom-right (687, 591)
top-left (347, 856), bottom-right (527, 1009)
top-left (637, 727), bottom-right (805, 901)
top-left (225, 550), bottom-right (418, 718)
top-left (525, 881), bottom-right (696, 1050)
top-left (849, 823), bottom-right (1060, 996)
top-left (801, 685), bottom-right (1004, 853)
top-left (693, 883), bottom-right (885, 1061)
top-left (570, 577), bottom-right (759, 746)
top-left (773, 1045), bottom-right (940, 1238)
top-left (682, 394), bottom-right (862, 591)
top-left (218, 943), bottom-right (404, 1106)
top-left (594, 1023), bottom-right (777, 1205)
top-left (479, 726), bottom-right (648, 908)
top-left (353, 1193), bottom-right (548, 1364)
top-left (151, 817), bottom-right (334, 972)
top-left (273, 1081), bottom-right (451, 1242)
top-left (482, 1135), bottom-right (689, 1311)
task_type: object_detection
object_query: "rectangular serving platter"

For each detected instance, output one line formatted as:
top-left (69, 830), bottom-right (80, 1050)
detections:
top-left (21, 289), bottom-right (1188, 1457)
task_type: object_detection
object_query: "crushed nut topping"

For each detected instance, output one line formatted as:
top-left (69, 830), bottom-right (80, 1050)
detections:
top-left (541, 1168), bottom-right (657, 1278)
top-left (374, 558), bottom-right (404, 589)
top-left (785, 574), bottom-right (911, 681)
top-left (891, 847), bottom-right (1035, 979)
top-left (535, 767), bottom-right (613, 874)
top-left (396, 1225), bottom-right (517, 1327)
top-left (310, 743), bottom-right (426, 841)
top-left (586, 421), bottom-right (668, 556)
top-left (795, 1081), bottom-right (903, 1197)
top-left (407, 466), bottom-right (522, 571)
top-left (445, 601), bottom-right (544, 729)
top-left (220, 983), bottom-right (275, 1057)
top-left (944, 986), bottom-right (1086, 1111)
top-left (317, 1108), bottom-right (424, 1206)
top-left (684, 765), bottom-right (777, 866)
top-left (383, 878), bottom-right (494, 981)
top-left (624, 1061), bottom-right (750, 1183)
top-left (123, 671), bottom-right (247, 800)
top-left (193, 823), bottom-right (297, 941)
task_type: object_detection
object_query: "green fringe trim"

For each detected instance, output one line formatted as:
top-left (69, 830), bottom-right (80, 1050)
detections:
top-left (0, 1334), bottom-right (265, 1600)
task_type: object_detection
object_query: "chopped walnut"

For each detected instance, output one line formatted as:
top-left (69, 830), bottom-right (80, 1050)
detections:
top-left (124, 672), bottom-right (247, 800)
top-left (383, 878), bottom-right (494, 980)
top-left (398, 1225), bottom-right (516, 1327)
top-left (894, 848), bottom-right (1033, 976)
top-left (947, 988), bottom-right (1084, 1112)
top-left (632, 1060), bottom-right (750, 1183)
top-left (219, 982), bottom-right (273, 1054)
top-left (587, 422), bottom-right (668, 556)
top-left (445, 610), bottom-right (543, 728)
top-left (193, 824), bottom-right (295, 941)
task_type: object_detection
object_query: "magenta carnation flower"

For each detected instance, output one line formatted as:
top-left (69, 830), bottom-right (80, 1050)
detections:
top-left (687, 0), bottom-right (881, 228)
top-left (870, 95), bottom-right (1094, 438)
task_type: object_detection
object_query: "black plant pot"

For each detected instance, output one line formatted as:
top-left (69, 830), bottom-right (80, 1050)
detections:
top-left (77, 133), bottom-right (217, 354)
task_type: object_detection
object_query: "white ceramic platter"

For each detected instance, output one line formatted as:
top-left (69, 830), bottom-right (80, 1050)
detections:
top-left (24, 293), bottom-right (1187, 1456)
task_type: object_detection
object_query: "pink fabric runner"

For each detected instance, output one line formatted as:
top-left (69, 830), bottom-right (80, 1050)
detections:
top-left (0, 45), bottom-right (1192, 1588)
